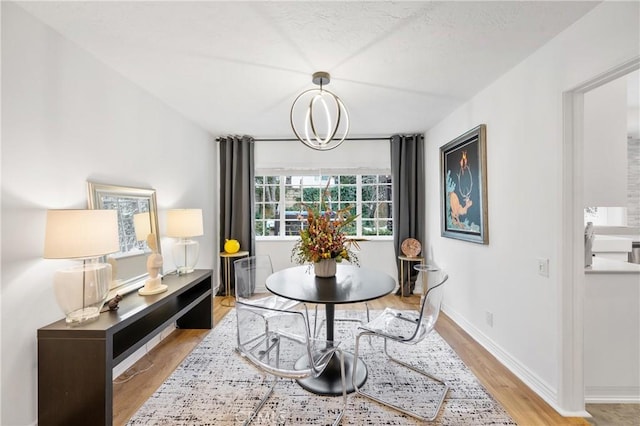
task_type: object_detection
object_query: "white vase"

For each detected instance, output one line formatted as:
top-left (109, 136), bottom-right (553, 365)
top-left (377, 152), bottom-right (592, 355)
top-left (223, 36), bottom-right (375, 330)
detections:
top-left (314, 259), bottom-right (337, 277)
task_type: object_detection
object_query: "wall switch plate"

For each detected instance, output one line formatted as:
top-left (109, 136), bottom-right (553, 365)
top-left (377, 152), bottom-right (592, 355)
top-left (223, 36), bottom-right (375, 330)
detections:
top-left (537, 258), bottom-right (550, 277)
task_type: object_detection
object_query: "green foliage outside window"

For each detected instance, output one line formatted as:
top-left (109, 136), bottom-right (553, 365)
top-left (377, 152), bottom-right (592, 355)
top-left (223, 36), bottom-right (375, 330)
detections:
top-left (255, 174), bottom-right (392, 238)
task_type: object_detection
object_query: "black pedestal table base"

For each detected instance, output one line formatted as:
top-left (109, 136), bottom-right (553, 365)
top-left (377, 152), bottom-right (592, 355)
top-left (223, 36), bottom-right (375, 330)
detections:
top-left (266, 266), bottom-right (395, 396)
top-left (295, 352), bottom-right (367, 396)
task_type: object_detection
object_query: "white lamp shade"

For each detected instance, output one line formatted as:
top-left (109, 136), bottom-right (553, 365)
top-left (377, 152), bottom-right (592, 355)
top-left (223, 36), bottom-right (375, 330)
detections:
top-left (166, 209), bottom-right (204, 238)
top-left (133, 212), bottom-right (152, 242)
top-left (44, 209), bottom-right (120, 259)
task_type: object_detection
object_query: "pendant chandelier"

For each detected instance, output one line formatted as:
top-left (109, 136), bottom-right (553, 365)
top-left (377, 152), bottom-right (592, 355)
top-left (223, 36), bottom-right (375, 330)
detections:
top-left (290, 71), bottom-right (350, 151)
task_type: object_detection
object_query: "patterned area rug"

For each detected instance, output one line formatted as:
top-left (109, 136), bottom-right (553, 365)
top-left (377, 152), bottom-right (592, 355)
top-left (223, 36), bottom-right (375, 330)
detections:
top-left (127, 310), bottom-right (515, 425)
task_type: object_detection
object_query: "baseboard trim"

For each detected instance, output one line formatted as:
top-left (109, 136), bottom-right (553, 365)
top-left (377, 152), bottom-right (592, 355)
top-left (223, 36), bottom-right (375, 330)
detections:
top-left (585, 386), bottom-right (640, 403)
top-left (442, 304), bottom-right (590, 418)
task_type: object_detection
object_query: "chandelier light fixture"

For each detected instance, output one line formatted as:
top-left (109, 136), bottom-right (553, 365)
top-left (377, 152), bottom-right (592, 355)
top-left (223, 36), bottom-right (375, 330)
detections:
top-left (290, 71), bottom-right (350, 151)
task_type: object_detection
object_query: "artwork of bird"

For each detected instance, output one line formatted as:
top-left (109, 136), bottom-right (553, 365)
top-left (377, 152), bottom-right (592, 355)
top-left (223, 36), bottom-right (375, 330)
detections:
top-left (449, 151), bottom-right (473, 228)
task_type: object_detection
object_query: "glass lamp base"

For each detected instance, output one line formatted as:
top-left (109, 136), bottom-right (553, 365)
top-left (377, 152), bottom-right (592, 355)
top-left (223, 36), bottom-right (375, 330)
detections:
top-left (176, 266), bottom-right (195, 275)
top-left (173, 239), bottom-right (199, 275)
top-left (53, 261), bottom-right (111, 326)
top-left (65, 306), bottom-right (101, 324)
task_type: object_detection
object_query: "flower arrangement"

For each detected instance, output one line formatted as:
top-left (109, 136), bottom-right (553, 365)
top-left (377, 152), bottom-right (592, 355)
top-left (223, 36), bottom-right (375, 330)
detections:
top-left (291, 203), bottom-right (360, 266)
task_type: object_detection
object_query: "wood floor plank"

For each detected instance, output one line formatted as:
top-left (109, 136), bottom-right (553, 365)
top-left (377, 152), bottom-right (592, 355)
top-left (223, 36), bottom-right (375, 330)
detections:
top-left (113, 294), bottom-right (591, 425)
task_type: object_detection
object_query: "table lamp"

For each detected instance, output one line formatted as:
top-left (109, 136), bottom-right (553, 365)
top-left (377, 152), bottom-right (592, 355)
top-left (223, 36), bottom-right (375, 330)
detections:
top-left (166, 209), bottom-right (203, 275)
top-left (44, 209), bottom-right (119, 325)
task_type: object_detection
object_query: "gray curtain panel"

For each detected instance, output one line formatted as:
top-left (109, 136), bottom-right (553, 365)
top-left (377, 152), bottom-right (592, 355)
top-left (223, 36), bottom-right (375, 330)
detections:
top-left (391, 134), bottom-right (426, 295)
top-left (219, 135), bottom-right (255, 295)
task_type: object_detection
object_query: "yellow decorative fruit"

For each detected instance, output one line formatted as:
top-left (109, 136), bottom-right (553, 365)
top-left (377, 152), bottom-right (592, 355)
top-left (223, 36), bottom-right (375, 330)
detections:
top-left (224, 239), bottom-right (240, 254)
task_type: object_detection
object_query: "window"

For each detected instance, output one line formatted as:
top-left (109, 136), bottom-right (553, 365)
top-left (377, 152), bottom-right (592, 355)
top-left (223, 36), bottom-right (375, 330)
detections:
top-left (584, 207), bottom-right (628, 226)
top-left (255, 174), bottom-right (392, 238)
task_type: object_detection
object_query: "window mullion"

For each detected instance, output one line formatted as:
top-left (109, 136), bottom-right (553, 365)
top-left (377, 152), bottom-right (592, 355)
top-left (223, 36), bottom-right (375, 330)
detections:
top-left (356, 175), bottom-right (362, 237)
top-left (279, 177), bottom-right (285, 237)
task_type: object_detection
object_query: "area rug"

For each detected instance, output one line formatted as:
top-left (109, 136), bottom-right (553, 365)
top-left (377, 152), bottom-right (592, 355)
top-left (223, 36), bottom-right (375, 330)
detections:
top-left (127, 310), bottom-right (516, 425)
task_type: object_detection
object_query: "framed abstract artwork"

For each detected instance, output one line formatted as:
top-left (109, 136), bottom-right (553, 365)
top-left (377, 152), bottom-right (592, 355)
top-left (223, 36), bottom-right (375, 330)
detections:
top-left (440, 124), bottom-right (489, 244)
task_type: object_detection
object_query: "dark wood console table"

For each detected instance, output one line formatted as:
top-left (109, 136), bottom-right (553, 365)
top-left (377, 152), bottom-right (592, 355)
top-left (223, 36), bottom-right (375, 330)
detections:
top-left (37, 269), bottom-right (213, 426)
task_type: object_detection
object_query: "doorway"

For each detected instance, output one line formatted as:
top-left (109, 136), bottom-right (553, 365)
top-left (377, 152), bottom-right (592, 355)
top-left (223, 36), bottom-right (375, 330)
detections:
top-left (561, 56), bottom-right (640, 415)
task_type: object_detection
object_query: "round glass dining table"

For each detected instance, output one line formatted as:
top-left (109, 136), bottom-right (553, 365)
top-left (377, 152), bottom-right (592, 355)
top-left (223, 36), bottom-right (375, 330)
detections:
top-left (265, 264), bottom-right (395, 396)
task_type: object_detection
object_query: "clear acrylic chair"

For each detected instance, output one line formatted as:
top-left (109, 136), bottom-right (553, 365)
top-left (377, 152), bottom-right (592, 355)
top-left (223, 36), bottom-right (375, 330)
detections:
top-left (236, 302), bottom-right (347, 425)
top-left (352, 265), bottom-right (449, 421)
top-left (234, 255), bottom-right (300, 312)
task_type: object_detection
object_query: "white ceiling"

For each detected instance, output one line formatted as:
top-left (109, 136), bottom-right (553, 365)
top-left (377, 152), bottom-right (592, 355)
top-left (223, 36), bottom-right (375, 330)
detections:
top-left (16, 1), bottom-right (600, 139)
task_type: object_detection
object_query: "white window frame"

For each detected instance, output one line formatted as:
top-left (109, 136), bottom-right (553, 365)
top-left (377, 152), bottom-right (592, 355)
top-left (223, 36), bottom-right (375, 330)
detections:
top-left (255, 170), bottom-right (393, 241)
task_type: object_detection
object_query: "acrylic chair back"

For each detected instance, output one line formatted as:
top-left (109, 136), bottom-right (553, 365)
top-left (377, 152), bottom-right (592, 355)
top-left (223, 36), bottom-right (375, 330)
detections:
top-left (234, 255), bottom-right (273, 302)
top-left (236, 304), bottom-right (324, 378)
top-left (235, 301), bottom-right (347, 425)
top-left (351, 265), bottom-right (449, 422)
top-left (412, 266), bottom-right (449, 342)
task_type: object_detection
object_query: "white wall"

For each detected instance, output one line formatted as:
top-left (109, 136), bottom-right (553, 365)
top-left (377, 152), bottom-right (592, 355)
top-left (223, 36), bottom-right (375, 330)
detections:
top-left (1, 3), bottom-right (217, 425)
top-left (255, 138), bottom-right (390, 172)
top-left (424, 1), bottom-right (639, 415)
top-left (583, 77), bottom-right (628, 207)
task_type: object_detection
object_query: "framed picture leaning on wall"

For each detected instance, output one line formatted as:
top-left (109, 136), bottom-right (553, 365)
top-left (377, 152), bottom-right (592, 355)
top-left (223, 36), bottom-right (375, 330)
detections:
top-left (440, 124), bottom-right (489, 244)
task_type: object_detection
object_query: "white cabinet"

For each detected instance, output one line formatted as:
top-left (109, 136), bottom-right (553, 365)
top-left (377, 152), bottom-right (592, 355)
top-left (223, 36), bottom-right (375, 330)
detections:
top-left (584, 261), bottom-right (640, 402)
top-left (592, 234), bottom-right (632, 261)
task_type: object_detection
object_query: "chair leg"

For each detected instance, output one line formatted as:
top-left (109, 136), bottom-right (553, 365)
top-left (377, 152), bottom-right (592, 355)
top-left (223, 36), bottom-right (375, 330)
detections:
top-left (299, 303), bottom-right (320, 337)
top-left (383, 338), bottom-right (448, 388)
top-left (238, 345), bottom-right (346, 425)
top-left (352, 333), bottom-right (449, 422)
top-left (243, 374), bottom-right (278, 426)
top-left (312, 305), bottom-right (319, 338)
top-left (352, 331), bottom-right (372, 394)
top-left (236, 347), bottom-right (279, 425)
top-left (257, 350), bottom-right (345, 426)
top-left (331, 349), bottom-right (347, 426)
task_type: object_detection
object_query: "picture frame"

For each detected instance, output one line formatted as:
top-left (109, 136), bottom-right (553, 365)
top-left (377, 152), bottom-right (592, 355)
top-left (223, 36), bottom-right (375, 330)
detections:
top-left (87, 181), bottom-right (161, 296)
top-left (440, 124), bottom-right (489, 244)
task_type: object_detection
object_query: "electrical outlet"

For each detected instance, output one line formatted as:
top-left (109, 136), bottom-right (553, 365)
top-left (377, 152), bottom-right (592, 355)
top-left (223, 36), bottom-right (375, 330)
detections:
top-left (485, 311), bottom-right (493, 327)
top-left (537, 258), bottom-right (549, 277)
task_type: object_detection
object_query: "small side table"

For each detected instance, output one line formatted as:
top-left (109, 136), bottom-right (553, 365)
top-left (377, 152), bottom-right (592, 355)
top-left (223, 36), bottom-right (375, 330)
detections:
top-left (397, 255), bottom-right (424, 297)
top-left (219, 250), bottom-right (249, 307)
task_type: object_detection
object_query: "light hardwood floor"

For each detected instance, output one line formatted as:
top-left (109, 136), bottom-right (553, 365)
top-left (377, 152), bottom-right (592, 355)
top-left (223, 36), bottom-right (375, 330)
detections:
top-left (114, 294), bottom-right (592, 425)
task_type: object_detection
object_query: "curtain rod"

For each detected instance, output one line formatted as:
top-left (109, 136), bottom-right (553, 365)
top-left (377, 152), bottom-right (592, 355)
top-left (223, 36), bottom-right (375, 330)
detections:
top-left (216, 136), bottom-right (392, 142)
